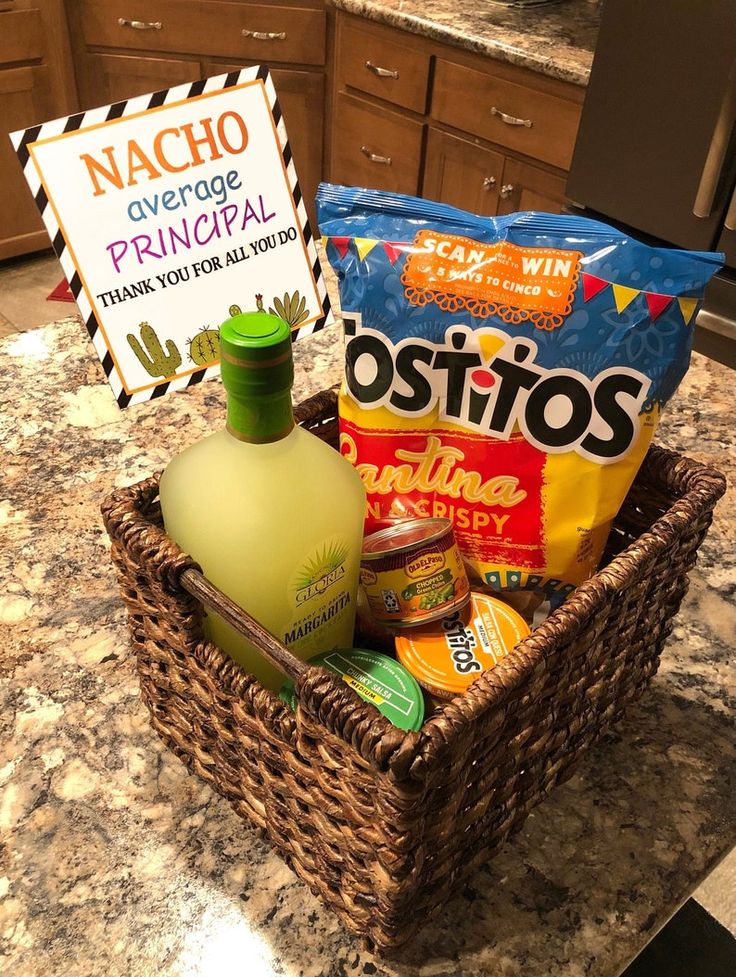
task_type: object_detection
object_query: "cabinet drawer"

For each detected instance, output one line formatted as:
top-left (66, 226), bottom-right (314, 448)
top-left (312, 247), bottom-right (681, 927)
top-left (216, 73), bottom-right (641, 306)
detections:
top-left (79, 0), bottom-right (326, 66)
top-left (0, 11), bottom-right (44, 65)
top-left (432, 59), bottom-right (581, 170)
top-left (338, 18), bottom-right (429, 113)
top-left (331, 94), bottom-right (423, 197)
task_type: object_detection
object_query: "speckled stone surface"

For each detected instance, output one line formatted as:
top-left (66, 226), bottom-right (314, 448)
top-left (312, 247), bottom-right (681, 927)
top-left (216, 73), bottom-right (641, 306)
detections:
top-left (328, 0), bottom-right (599, 85)
top-left (1, 308), bottom-right (734, 976)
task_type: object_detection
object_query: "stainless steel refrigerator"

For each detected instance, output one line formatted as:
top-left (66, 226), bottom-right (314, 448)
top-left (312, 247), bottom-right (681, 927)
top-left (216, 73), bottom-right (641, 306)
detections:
top-left (567, 0), bottom-right (736, 366)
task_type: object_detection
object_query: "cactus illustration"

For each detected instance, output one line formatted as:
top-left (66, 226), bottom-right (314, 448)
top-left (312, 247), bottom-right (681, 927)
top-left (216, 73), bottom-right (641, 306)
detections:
top-left (255, 293), bottom-right (265, 313)
top-left (187, 326), bottom-right (220, 366)
top-left (228, 304), bottom-right (242, 317)
top-left (127, 322), bottom-right (182, 378)
top-left (269, 290), bottom-right (309, 328)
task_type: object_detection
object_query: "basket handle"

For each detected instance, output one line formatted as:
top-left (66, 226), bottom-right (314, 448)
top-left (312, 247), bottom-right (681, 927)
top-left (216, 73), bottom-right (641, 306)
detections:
top-left (179, 567), bottom-right (308, 682)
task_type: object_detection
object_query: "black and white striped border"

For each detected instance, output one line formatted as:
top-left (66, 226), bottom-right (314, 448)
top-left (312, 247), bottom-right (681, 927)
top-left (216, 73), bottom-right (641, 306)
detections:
top-left (11, 66), bottom-right (332, 409)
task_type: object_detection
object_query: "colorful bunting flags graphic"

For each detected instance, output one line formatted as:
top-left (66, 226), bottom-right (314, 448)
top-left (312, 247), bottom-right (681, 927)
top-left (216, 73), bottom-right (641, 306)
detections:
top-left (677, 297), bottom-right (698, 326)
top-left (582, 273), bottom-right (608, 302)
top-left (354, 238), bottom-right (379, 261)
top-left (330, 236), bottom-right (350, 259)
top-left (644, 292), bottom-right (674, 321)
top-left (581, 272), bottom-right (694, 325)
top-left (383, 241), bottom-right (404, 265)
top-left (611, 284), bottom-right (640, 314)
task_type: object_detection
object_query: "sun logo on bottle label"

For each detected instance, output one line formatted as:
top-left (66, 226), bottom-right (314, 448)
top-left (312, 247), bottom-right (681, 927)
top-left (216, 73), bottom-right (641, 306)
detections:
top-left (292, 538), bottom-right (349, 606)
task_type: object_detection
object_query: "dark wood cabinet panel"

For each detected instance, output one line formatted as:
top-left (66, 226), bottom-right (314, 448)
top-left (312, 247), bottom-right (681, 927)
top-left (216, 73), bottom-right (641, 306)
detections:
top-left (496, 157), bottom-right (568, 216)
top-left (432, 58), bottom-right (582, 172)
top-left (337, 16), bottom-right (430, 114)
top-left (423, 128), bottom-right (504, 215)
top-left (77, 0), bottom-right (326, 66)
top-left (330, 93), bottom-right (424, 197)
top-left (0, 1), bottom-right (77, 260)
top-left (78, 53), bottom-right (202, 106)
top-left (0, 66), bottom-right (54, 256)
top-left (328, 11), bottom-right (582, 222)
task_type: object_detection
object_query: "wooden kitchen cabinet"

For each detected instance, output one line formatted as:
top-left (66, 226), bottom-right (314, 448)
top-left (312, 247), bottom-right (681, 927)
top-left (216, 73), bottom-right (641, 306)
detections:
top-left (432, 58), bottom-right (581, 172)
top-left (0, 1), bottom-right (77, 260)
top-left (329, 12), bottom-right (584, 219)
top-left (423, 128), bottom-right (504, 216)
top-left (495, 157), bottom-right (568, 216)
top-left (337, 15), bottom-right (430, 114)
top-left (65, 0), bottom-right (328, 228)
top-left (83, 53), bottom-right (202, 104)
top-left (423, 128), bottom-right (568, 217)
top-left (331, 92), bottom-right (424, 196)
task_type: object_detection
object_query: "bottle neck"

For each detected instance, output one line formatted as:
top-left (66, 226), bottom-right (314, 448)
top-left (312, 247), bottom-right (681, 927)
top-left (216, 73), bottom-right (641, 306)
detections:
top-left (226, 389), bottom-right (295, 443)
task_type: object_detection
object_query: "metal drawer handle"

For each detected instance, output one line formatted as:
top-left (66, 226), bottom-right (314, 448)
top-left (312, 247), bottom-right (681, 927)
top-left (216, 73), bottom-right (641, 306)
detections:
top-left (499, 184), bottom-right (515, 199)
top-left (118, 18), bottom-right (162, 30)
top-left (482, 176), bottom-right (496, 191)
top-left (491, 106), bottom-right (533, 128)
top-left (365, 60), bottom-right (399, 80)
top-left (361, 146), bottom-right (392, 165)
top-left (241, 28), bottom-right (287, 40)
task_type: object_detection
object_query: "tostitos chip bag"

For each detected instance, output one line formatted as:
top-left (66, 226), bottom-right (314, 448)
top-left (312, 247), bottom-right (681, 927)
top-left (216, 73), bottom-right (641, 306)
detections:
top-left (317, 184), bottom-right (723, 611)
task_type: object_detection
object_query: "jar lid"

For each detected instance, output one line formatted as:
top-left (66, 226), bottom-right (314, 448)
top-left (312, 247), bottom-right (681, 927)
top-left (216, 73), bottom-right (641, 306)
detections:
top-left (395, 593), bottom-right (530, 697)
top-left (279, 648), bottom-right (425, 731)
top-left (361, 517), bottom-right (453, 558)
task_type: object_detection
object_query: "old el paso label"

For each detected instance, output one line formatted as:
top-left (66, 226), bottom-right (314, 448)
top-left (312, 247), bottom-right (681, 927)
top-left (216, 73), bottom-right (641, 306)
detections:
top-left (401, 231), bottom-right (581, 326)
top-left (406, 550), bottom-right (444, 578)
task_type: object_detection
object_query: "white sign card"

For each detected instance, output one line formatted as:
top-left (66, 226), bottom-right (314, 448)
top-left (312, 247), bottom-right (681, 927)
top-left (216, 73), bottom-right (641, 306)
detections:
top-left (11, 67), bottom-right (332, 407)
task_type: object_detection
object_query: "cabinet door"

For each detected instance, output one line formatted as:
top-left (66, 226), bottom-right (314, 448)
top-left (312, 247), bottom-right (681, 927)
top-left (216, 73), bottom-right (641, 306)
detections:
top-left (496, 157), bottom-right (568, 216)
top-left (204, 63), bottom-right (323, 231)
top-left (0, 66), bottom-right (54, 257)
top-left (330, 93), bottom-right (423, 196)
top-left (79, 53), bottom-right (202, 108)
top-left (422, 128), bottom-right (503, 215)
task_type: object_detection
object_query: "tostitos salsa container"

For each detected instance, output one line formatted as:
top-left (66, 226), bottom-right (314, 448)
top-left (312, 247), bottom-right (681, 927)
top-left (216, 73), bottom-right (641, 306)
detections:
top-left (395, 592), bottom-right (530, 700)
top-left (360, 517), bottom-right (471, 627)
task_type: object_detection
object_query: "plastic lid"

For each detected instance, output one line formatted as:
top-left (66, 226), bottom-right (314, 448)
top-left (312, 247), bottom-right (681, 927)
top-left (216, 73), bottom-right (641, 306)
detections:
top-left (219, 311), bottom-right (293, 397)
top-left (395, 592), bottom-right (530, 696)
top-left (279, 648), bottom-right (425, 731)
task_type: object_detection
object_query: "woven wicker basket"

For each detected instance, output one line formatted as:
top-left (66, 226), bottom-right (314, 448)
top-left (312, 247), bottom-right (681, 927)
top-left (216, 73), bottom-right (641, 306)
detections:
top-left (101, 386), bottom-right (726, 952)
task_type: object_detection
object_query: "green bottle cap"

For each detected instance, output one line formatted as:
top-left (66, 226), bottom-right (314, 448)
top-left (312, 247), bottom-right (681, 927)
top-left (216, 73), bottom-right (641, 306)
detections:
top-left (279, 648), bottom-right (425, 731)
top-left (220, 311), bottom-right (293, 398)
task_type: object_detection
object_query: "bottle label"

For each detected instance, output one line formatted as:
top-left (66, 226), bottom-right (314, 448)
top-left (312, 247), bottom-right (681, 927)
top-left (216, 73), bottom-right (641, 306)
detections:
top-left (283, 536), bottom-right (353, 649)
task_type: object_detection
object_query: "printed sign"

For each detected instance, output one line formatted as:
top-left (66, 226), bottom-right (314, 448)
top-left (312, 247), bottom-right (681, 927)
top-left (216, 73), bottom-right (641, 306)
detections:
top-left (11, 67), bottom-right (331, 407)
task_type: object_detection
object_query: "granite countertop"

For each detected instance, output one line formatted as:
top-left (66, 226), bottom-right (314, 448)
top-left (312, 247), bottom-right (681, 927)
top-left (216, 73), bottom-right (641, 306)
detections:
top-left (1, 312), bottom-right (735, 977)
top-left (328, 0), bottom-right (599, 85)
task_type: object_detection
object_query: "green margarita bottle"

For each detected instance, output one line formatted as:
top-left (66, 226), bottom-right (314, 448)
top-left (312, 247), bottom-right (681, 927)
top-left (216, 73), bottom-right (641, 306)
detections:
top-left (159, 311), bottom-right (366, 691)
